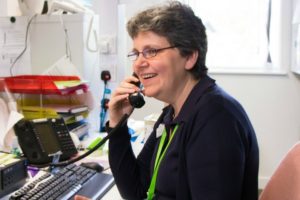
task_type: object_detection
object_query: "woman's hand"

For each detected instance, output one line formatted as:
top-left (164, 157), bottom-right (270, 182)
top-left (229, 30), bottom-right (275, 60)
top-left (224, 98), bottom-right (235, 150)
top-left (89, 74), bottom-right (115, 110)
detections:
top-left (74, 195), bottom-right (90, 200)
top-left (108, 75), bottom-right (140, 127)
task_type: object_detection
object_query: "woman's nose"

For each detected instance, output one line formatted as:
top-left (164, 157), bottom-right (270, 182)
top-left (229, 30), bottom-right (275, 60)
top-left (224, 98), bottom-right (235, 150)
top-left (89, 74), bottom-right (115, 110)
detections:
top-left (133, 55), bottom-right (148, 69)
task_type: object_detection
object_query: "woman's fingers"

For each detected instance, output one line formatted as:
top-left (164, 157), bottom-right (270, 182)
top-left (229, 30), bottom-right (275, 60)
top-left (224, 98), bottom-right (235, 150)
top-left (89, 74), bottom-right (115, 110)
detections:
top-left (112, 86), bottom-right (135, 98)
top-left (107, 74), bottom-right (140, 126)
top-left (109, 77), bottom-right (140, 109)
top-left (74, 195), bottom-right (90, 200)
top-left (108, 93), bottom-right (129, 110)
top-left (114, 79), bottom-right (140, 94)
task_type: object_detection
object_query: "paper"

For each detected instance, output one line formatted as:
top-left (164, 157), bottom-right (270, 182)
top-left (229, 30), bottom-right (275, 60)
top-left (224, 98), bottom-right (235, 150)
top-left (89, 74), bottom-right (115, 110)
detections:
top-left (54, 80), bottom-right (84, 89)
top-left (0, 17), bottom-right (32, 76)
top-left (42, 104), bottom-right (88, 114)
top-left (0, 98), bottom-right (24, 151)
top-left (156, 124), bottom-right (165, 138)
top-left (42, 55), bottom-right (83, 79)
top-left (20, 106), bottom-right (58, 119)
top-left (0, 98), bottom-right (9, 148)
top-left (0, 152), bottom-right (18, 166)
top-left (4, 110), bottom-right (24, 150)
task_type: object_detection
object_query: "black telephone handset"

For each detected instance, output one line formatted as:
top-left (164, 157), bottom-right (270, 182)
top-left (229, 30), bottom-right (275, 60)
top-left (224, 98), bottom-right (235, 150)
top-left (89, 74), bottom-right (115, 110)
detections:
top-left (128, 73), bottom-right (145, 108)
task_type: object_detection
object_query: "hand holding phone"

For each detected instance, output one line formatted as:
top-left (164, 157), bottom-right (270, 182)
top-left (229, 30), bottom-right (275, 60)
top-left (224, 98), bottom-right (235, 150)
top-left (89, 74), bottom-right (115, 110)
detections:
top-left (129, 73), bottom-right (145, 108)
top-left (108, 73), bottom-right (145, 127)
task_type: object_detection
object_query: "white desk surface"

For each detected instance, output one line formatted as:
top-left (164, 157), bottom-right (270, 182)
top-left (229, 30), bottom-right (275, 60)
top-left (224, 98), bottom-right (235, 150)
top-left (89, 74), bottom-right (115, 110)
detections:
top-left (102, 185), bottom-right (122, 200)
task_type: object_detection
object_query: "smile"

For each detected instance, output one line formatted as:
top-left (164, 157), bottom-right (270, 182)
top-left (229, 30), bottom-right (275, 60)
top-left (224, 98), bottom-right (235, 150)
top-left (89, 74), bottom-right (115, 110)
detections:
top-left (141, 73), bottom-right (157, 79)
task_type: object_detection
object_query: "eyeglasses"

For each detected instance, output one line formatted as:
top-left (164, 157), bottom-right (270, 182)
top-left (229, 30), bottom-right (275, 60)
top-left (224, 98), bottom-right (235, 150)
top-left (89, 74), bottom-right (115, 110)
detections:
top-left (127, 46), bottom-right (177, 61)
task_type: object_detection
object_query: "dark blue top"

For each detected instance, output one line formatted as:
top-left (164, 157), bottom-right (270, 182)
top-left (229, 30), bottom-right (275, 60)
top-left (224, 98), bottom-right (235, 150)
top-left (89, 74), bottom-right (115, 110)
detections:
top-left (108, 75), bottom-right (259, 200)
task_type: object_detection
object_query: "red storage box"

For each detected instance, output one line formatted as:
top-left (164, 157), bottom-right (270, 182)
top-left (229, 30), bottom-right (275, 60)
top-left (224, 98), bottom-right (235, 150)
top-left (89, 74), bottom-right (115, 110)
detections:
top-left (2, 75), bottom-right (88, 95)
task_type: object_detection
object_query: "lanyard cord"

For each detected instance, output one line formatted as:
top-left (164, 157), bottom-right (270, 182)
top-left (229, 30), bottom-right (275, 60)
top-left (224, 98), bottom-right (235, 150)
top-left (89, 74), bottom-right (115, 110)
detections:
top-left (147, 125), bottom-right (179, 200)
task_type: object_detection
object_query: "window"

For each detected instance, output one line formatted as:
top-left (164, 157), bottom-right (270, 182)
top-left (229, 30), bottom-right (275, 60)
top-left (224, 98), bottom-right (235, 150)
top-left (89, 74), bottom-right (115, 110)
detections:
top-left (182, 0), bottom-right (284, 74)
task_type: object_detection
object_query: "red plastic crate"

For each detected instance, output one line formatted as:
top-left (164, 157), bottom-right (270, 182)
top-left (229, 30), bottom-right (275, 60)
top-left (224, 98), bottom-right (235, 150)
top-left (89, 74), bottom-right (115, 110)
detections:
top-left (2, 75), bottom-right (88, 95)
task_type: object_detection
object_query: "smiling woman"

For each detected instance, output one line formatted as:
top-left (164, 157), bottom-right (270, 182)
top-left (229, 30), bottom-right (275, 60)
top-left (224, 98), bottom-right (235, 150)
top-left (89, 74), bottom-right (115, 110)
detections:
top-left (103, 1), bottom-right (259, 200)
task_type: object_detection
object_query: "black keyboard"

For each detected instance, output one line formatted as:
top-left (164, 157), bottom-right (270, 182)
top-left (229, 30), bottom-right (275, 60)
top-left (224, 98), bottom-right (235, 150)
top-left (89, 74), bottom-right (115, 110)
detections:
top-left (9, 164), bottom-right (114, 200)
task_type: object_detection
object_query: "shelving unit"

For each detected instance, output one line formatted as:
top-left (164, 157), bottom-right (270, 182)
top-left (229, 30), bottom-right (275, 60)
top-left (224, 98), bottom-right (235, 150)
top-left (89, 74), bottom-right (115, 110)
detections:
top-left (1, 75), bottom-right (92, 139)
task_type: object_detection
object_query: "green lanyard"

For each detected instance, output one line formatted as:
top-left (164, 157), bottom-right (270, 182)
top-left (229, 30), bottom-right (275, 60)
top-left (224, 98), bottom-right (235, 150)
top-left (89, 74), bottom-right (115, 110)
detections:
top-left (147, 125), bottom-right (179, 200)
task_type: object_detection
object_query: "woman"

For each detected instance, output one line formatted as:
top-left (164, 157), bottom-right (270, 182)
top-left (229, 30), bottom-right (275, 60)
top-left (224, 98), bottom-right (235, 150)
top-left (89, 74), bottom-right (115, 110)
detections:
top-left (77, 1), bottom-right (259, 200)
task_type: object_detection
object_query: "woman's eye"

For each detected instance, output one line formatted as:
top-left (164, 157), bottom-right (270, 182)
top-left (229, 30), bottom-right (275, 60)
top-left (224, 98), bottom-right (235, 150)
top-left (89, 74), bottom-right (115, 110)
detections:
top-left (146, 49), bottom-right (156, 55)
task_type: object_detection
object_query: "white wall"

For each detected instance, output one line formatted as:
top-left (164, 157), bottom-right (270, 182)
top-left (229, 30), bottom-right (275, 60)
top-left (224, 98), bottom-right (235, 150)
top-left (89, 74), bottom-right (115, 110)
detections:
top-left (0, 0), bottom-right (21, 16)
top-left (89, 0), bottom-right (120, 131)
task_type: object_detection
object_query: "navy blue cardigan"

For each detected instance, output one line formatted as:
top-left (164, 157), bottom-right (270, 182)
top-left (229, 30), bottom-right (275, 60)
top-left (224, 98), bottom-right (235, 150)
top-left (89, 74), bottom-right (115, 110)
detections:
top-left (108, 75), bottom-right (259, 200)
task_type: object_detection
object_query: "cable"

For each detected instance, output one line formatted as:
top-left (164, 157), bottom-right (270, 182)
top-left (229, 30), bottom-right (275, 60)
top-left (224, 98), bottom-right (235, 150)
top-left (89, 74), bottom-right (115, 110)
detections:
top-left (99, 83), bottom-right (110, 132)
top-left (59, 14), bottom-right (72, 61)
top-left (86, 15), bottom-right (99, 52)
top-left (10, 14), bottom-right (37, 76)
top-left (266, 0), bottom-right (272, 63)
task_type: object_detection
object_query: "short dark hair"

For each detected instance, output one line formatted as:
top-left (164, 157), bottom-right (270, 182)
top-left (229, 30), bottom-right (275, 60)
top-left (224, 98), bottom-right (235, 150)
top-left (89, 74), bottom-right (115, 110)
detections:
top-left (127, 1), bottom-right (208, 79)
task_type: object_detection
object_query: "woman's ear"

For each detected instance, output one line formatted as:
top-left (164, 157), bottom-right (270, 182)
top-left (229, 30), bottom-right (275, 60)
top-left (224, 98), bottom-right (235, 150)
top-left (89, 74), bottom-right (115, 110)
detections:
top-left (185, 51), bottom-right (198, 70)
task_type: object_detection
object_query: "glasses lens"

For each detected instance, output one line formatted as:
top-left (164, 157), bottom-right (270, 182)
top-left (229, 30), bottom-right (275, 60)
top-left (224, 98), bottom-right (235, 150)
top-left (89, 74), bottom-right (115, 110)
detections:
top-left (128, 52), bottom-right (138, 61)
top-left (143, 49), bottom-right (157, 59)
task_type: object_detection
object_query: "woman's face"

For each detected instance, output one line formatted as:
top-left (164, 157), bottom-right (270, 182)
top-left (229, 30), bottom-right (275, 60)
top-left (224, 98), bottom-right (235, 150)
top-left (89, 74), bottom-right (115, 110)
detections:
top-left (132, 31), bottom-right (193, 103)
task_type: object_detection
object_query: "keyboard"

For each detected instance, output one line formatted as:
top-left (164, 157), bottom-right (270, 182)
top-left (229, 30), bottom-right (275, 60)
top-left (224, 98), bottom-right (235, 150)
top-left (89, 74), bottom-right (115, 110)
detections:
top-left (9, 164), bottom-right (114, 200)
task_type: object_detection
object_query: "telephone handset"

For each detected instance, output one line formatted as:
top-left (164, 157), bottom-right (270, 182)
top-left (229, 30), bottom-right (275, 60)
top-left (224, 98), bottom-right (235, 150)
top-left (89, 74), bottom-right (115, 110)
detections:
top-left (128, 73), bottom-right (145, 108)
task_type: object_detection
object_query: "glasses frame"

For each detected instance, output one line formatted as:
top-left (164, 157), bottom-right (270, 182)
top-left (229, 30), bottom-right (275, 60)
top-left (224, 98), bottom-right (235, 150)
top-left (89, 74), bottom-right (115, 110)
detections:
top-left (127, 46), bottom-right (177, 61)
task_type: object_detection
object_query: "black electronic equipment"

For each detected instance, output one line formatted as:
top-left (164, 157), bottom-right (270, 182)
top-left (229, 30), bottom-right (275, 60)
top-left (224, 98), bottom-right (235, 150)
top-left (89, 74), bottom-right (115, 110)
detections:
top-left (129, 73), bottom-right (145, 108)
top-left (14, 118), bottom-right (78, 165)
top-left (0, 155), bottom-right (27, 198)
top-left (101, 70), bottom-right (111, 83)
